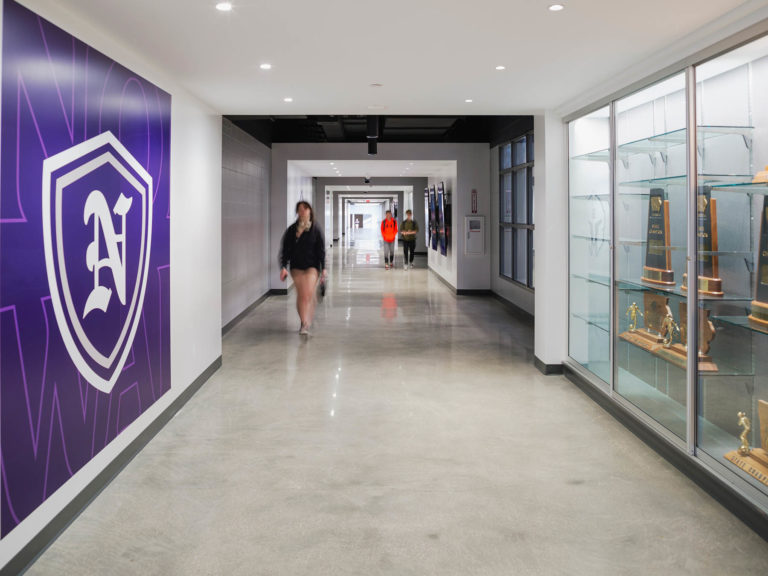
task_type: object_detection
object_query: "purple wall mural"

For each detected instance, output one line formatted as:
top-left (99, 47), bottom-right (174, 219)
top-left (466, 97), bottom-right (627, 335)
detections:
top-left (0, 0), bottom-right (171, 536)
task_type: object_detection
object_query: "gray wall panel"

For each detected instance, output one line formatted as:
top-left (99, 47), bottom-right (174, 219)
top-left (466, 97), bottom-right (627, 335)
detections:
top-left (222, 119), bottom-right (271, 327)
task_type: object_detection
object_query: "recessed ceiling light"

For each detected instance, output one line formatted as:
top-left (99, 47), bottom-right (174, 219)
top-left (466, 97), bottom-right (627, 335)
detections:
top-left (495, 65), bottom-right (506, 70)
top-left (549, 4), bottom-right (564, 11)
top-left (370, 83), bottom-right (383, 88)
top-left (283, 97), bottom-right (293, 102)
top-left (330, 162), bottom-right (335, 165)
top-left (216, 2), bottom-right (233, 11)
top-left (259, 63), bottom-right (272, 70)
top-left (465, 99), bottom-right (473, 103)
top-left (368, 104), bottom-right (386, 110)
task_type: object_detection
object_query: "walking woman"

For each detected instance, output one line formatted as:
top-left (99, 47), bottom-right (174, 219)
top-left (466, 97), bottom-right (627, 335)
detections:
top-left (279, 200), bottom-right (327, 335)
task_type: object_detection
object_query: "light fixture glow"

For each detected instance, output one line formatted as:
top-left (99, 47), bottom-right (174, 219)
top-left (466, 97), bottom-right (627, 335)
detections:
top-left (548, 4), bottom-right (564, 11)
top-left (259, 63), bottom-right (272, 70)
top-left (495, 65), bottom-right (506, 70)
top-left (465, 99), bottom-right (473, 103)
top-left (283, 97), bottom-right (293, 102)
top-left (216, 2), bottom-right (233, 11)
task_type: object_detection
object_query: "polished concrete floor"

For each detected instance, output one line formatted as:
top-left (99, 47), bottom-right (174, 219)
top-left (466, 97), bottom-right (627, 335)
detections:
top-left (26, 239), bottom-right (768, 575)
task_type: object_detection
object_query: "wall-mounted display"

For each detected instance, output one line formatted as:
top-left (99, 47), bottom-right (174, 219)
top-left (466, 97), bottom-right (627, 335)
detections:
top-left (429, 185), bottom-right (437, 251)
top-left (0, 0), bottom-right (171, 536)
top-left (423, 188), bottom-right (430, 247)
top-left (568, 33), bottom-right (768, 512)
top-left (437, 182), bottom-right (446, 256)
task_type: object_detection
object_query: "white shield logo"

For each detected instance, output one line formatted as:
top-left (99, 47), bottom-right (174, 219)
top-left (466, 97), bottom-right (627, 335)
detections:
top-left (42, 131), bottom-right (153, 393)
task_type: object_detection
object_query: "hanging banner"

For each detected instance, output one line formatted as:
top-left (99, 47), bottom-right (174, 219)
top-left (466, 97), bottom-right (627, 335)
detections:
top-left (0, 0), bottom-right (171, 536)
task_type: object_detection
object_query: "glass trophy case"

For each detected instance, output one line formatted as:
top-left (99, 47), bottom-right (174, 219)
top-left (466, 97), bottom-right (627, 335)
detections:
top-left (567, 33), bottom-right (768, 506)
top-left (614, 74), bottom-right (688, 440)
top-left (694, 36), bottom-right (768, 494)
top-left (568, 107), bottom-right (610, 383)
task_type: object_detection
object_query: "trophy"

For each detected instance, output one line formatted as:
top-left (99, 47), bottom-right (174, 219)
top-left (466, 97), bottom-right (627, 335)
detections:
top-left (618, 293), bottom-right (669, 353)
top-left (748, 195), bottom-right (768, 329)
top-left (641, 188), bottom-right (675, 286)
top-left (724, 401), bottom-right (768, 487)
top-left (653, 302), bottom-right (718, 372)
top-left (682, 186), bottom-right (723, 297)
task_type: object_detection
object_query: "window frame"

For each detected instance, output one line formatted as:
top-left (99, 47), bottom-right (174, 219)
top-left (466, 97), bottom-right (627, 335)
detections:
top-left (499, 131), bottom-right (534, 289)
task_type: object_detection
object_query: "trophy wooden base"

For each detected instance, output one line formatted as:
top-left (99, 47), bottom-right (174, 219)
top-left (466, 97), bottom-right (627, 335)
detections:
top-left (748, 300), bottom-right (768, 328)
top-left (681, 273), bottom-right (723, 297)
top-left (641, 266), bottom-right (675, 286)
top-left (619, 329), bottom-right (663, 353)
top-left (724, 449), bottom-right (768, 487)
top-left (652, 343), bottom-right (718, 372)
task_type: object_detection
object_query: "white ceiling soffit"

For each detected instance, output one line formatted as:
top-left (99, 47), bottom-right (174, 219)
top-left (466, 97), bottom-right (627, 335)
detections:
top-left (291, 160), bottom-right (455, 178)
top-left (326, 186), bottom-right (412, 192)
top-left (29, 0), bottom-right (768, 115)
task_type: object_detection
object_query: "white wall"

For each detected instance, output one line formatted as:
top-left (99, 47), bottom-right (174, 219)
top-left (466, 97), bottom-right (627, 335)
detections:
top-left (533, 113), bottom-right (568, 367)
top-left (222, 119), bottom-right (270, 326)
top-left (272, 163), bottom-right (314, 290)
top-left (271, 143), bottom-right (490, 291)
top-left (490, 146), bottom-right (535, 314)
top-left (1, 1), bottom-right (222, 569)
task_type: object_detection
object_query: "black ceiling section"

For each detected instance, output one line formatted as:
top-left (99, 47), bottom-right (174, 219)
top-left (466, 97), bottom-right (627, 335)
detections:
top-left (226, 115), bottom-right (533, 148)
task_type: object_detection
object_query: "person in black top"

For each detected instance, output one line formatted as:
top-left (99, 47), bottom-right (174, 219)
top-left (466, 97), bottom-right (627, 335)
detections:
top-left (279, 200), bottom-right (327, 335)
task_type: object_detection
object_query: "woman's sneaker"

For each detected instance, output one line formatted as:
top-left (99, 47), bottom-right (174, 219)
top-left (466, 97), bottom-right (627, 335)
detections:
top-left (299, 323), bottom-right (309, 335)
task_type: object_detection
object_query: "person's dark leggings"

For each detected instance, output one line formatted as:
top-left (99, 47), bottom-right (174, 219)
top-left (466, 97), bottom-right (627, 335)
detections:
top-left (403, 240), bottom-right (416, 265)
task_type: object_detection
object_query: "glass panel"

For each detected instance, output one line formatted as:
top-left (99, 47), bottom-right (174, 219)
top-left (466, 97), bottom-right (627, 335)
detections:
top-left (500, 226), bottom-right (513, 279)
top-left (569, 106), bottom-right (610, 383)
top-left (501, 173), bottom-right (512, 223)
top-left (514, 228), bottom-right (527, 284)
top-left (695, 35), bottom-right (768, 497)
top-left (614, 73), bottom-right (687, 440)
top-left (513, 136), bottom-right (527, 166)
top-left (500, 143), bottom-right (512, 170)
top-left (513, 169), bottom-right (527, 224)
top-left (527, 132), bottom-right (534, 163)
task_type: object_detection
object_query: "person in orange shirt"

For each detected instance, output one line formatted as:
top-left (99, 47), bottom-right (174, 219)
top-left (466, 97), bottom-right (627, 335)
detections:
top-left (380, 210), bottom-right (398, 270)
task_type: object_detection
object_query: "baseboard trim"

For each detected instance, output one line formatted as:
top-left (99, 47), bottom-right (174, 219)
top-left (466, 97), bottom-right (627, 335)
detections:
top-left (222, 293), bottom-right (270, 335)
top-left (456, 289), bottom-right (492, 296)
top-left (563, 364), bottom-right (768, 543)
top-left (491, 293), bottom-right (534, 325)
top-left (534, 355), bottom-right (563, 375)
top-left (4, 356), bottom-right (223, 576)
top-left (429, 269), bottom-right (457, 292)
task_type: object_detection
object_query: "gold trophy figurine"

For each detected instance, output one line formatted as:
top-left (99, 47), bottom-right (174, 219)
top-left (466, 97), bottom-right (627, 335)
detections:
top-left (660, 312), bottom-right (679, 348)
top-left (725, 404), bottom-right (768, 487)
top-left (626, 302), bottom-right (643, 332)
top-left (738, 411), bottom-right (752, 456)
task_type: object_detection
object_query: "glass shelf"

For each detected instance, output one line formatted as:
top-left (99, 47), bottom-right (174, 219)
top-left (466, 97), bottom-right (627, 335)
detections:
top-left (571, 234), bottom-right (610, 243)
top-left (713, 315), bottom-right (768, 335)
top-left (571, 148), bottom-right (610, 162)
top-left (617, 125), bottom-right (753, 156)
top-left (571, 311), bottom-right (610, 333)
top-left (616, 278), bottom-right (753, 302)
top-left (712, 181), bottom-right (768, 196)
top-left (616, 239), bottom-right (686, 250)
top-left (571, 272), bottom-right (610, 287)
top-left (618, 174), bottom-right (752, 190)
top-left (570, 193), bottom-right (610, 200)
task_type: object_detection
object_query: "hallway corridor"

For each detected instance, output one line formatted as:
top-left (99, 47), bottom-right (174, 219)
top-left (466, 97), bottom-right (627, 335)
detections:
top-left (26, 248), bottom-right (768, 575)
